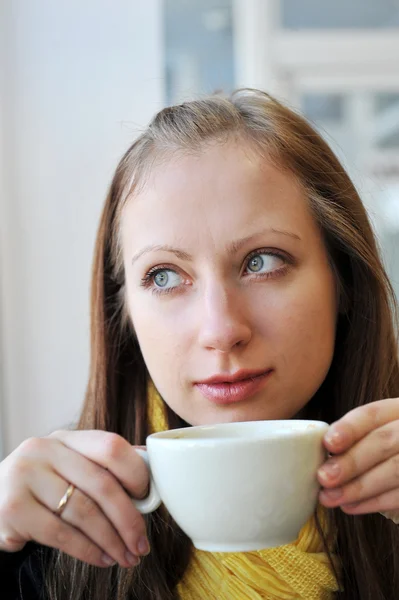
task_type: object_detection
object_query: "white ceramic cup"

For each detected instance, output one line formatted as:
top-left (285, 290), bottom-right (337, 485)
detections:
top-left (132, 419), bottom-right (329, 552)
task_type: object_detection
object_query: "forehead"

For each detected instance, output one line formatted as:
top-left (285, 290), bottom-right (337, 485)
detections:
top-left (140, 142), bottom-right (295, 204)
top-left (122, 141), bottom-right (317, 250)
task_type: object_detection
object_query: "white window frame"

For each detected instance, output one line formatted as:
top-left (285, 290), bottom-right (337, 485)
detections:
top-left (232, 0), bottom-right (399, 263)
top-left (233, 0), bottom-right (399, 104)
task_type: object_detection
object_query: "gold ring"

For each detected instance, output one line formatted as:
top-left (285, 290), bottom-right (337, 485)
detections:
top-left (55, 483), bottom-right (75, 516)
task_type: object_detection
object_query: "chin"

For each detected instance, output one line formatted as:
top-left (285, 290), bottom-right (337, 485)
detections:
top-left (174, 392), bottom-right (310, 427)
top-left (188, 406), bottom-right (284, 426)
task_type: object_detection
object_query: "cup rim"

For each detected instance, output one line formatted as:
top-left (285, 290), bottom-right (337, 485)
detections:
top-left (147, 419), bottom-right (329, 443)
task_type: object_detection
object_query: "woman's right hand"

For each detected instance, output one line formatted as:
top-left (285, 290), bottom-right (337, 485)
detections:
top-left (0, 430), bottom-right (152, 568)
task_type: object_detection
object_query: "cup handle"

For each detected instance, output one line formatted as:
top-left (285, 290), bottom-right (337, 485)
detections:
top-left (132, 448), bottom-right (162, 514)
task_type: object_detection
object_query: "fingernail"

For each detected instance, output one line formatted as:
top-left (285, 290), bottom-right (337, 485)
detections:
top-left (324, 488), bottom-right (343, 500)
top-left (318, 460), bottom-right (341, 481)
top-left (325, 427), bottom-right (345, 447)
top-left (102, 553), bottom-right (117, 567)
top-left (125, 551), bottom-right (140, 567)
top-left (137, 536), bottom-right (150, 556)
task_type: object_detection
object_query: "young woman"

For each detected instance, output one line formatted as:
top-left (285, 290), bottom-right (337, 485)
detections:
top-left (1, 89), bottom-right (399, 600)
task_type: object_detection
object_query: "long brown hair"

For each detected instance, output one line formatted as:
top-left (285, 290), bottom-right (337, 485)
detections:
top-left (47, 89), bottom-right (399, 599)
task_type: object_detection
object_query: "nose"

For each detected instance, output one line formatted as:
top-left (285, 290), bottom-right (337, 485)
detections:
top-left (197, 283), bottom-right (252, 353)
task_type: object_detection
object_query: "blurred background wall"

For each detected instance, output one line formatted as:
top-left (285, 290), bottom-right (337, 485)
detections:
top-left (0, 0), bottom-right (164, 455)
top-left (1, 0), bottom-right (399, 455)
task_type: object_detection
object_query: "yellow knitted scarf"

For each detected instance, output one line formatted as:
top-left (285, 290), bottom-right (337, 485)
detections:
top-left (148, 383), bottom-right (341, 600)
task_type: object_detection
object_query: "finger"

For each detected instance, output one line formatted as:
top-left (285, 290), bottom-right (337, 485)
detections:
top-left (29, 468), bottom-right (139, 568)
top-left (340, 486), bottom-right (399, 516)
top-left (319, 454), bottom-right (399, 508)
top-left (43, 440), bottom-right (150, 557)
top-left (60, 488), bottom-right (140, 568)
top-left (17, 436), bottom-right (150, 558)
top-left (318, 419), bottom-right (399, 488)
top-left (48, 431), bottom-right (148, 498)
top-left (11, 499), bottom-right (116, 568)
top-left (0, 487), bottom-right (33, 552)
top-left (323, 398), bottom-right (399, 454)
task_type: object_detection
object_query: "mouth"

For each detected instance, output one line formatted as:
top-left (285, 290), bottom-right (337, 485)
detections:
top-left (194, 369), bottom-right (273, 405)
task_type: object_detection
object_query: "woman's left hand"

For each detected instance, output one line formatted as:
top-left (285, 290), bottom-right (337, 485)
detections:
top-left (318, 398), bottom-right (399, 520)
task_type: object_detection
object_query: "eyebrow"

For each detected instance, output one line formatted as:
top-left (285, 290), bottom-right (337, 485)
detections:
top-left (131, 228), bottom-right (301, 266)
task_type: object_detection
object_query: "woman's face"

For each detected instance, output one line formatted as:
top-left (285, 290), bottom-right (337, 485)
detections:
top-left (122, 140), bottom-right (337, 425)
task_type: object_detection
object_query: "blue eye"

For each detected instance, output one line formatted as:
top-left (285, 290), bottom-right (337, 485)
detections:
top-left (246, 253), bottom-right (284, 274)
top-left (153, 269), bottom-right (182, 289)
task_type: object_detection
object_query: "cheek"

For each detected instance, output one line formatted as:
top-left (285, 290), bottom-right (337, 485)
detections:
top-left (286, 303), bottom-right (336, 361)
top-left (264, 272), bottom-right (337, 364)
top-left (127, 293), bottom-right (187, 381)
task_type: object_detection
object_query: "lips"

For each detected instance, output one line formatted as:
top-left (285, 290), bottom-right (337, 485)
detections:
top-left (195, 369), bottom-right (273, 405)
